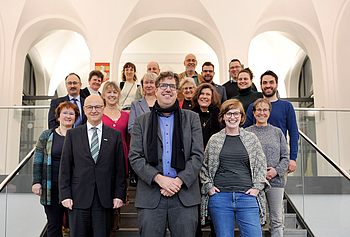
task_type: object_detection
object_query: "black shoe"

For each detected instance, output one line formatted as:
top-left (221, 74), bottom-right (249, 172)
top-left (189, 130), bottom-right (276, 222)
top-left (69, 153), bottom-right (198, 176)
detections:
top-left (129, 177), bottom-right (137, 187)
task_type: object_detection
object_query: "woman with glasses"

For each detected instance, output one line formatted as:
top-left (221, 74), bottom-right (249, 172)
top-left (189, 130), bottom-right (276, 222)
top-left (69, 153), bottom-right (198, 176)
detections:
top-left (200, 99), bottom-right (267, 237)
top-left (191, 83), bottom-right (221, 148)
top-left (32, 101), bottom-right (79, 237)
top-left (119, 62), bottom-right (141, 110)
top-left (178, 77), bottom-right (197, 110)
top-left (246, 98), bottom-right (289, 237)
top-left (101, 81), bottom-right (130, 232)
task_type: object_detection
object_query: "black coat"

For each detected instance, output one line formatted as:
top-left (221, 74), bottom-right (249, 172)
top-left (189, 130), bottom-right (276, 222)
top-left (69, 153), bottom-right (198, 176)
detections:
top-left (59, 124), bottom-right (126, 208)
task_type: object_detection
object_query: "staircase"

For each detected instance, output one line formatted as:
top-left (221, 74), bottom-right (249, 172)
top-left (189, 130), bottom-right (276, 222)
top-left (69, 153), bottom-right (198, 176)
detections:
top-left (113, 186), bottom-right (308, 237)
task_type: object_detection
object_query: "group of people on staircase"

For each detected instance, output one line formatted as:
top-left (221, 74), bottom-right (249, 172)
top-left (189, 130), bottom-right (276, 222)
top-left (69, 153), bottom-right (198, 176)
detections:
top-left (32, 55), bottom-right (298, 237)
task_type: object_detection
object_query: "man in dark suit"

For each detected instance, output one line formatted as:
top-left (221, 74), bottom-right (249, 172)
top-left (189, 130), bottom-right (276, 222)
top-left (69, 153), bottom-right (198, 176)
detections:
top-left (201, 61), bottom-right (227, 103)
top-left (80, 70), bottom-right (103, 99)
top-left (129, 71), bottom-right (204, 237)
top-left (48, 73), bottom-right (86, 129)
top-left (59, 94), bottom-right (126, 237)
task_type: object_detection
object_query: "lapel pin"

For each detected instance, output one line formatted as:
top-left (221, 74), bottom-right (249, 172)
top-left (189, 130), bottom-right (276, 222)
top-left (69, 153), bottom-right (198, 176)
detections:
top-left (103, 138), bottom-right (108, 141)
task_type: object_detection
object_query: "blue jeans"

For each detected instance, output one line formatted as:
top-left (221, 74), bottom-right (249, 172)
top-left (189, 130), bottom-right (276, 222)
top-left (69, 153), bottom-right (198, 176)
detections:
top-left (208, 192), bottom-right (262, 237)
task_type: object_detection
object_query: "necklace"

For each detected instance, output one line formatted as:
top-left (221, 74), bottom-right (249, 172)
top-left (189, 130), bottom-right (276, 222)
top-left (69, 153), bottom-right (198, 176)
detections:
top-left (202, 115), bottom-right (211, 128)
top-left (57, 127), bottom-right (65, 136)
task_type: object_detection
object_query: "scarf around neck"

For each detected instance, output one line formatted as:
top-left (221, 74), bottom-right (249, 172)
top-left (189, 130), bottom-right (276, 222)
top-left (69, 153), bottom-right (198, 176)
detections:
top-left (146, 100), bottom-right (185, 171)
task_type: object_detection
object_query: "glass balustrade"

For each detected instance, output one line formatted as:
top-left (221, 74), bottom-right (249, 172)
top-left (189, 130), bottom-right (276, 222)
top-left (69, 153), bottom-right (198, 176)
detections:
top-left (286, 131), bottom-right (350, 237)
top-left (295, 108), bottom-right (350, 172)
top-left (0, 106), bottom-right (49, 237)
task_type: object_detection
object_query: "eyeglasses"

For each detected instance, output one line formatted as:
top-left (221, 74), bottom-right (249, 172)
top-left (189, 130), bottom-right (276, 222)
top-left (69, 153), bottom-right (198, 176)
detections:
top-left (158, 83), bottom-right (177, 91)
top-left (84, 105), bottom-right (104, 112)
top-left (66, 81), bottom-right (80, 86)
top-left (225, 112), bottom-right (241, 118)
top-left (255, 108), bottom-right (270, 113)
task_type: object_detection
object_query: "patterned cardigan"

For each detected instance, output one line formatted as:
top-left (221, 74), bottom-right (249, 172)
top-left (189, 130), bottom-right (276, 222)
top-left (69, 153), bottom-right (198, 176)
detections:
top-left (32, 129), bottom-right (54, 205)
top-left (199, 128), bottom-right (268, 225)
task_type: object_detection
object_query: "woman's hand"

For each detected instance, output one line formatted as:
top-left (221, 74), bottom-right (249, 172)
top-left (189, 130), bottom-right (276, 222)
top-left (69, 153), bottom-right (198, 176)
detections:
top-left (208, 186), bottom-right (220, 196)
top-left (266, 167), bottom-right (277, 180)
top-left (32, 183), bottom-right (42, 196)
top-left (245, 188), bottom-right (259, 196)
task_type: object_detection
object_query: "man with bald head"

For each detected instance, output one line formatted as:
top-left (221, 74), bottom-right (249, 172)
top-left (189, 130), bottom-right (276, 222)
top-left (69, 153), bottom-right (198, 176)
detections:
top-left (59, 94), bottom-right (126, 237)
top-left (147, 61), bottom-right (161, 75)
top-left (179, 53), bottom-right (204, 85)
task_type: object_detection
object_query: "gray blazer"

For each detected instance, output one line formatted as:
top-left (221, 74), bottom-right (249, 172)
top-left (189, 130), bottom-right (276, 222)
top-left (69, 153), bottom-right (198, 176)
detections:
top-left (129, 109), bottom-right (204, 208)
top-left (128, 98), bottom-right (150, 132)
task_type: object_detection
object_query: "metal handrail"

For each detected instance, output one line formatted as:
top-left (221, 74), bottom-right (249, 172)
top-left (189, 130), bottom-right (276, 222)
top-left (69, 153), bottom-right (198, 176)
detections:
top-left (299, 129), bottom-right (350, 181)
top-left (295, 108), bottom-right (350, 112)
top-left (0, 147), bottom-right (36, 192)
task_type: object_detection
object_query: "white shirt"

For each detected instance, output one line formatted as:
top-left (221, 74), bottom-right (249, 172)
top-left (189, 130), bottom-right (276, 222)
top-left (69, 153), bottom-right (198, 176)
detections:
top-left (68, 95), bottom-right (82, 116)
top-left (119, 81), bottom-right (138, 109)
top-left (87, 121), bottom-right (103, 148)
top-left (87, 86), bottom-right (100, 95)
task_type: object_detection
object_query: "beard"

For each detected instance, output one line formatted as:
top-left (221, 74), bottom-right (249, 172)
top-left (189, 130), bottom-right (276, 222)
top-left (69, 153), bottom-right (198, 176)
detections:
top-left (262, 88), bottom-right (277, 97)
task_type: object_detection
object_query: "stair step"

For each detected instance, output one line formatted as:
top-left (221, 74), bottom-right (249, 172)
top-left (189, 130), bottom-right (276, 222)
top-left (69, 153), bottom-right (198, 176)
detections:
top-left (284, 213), bottom-right (297, 228)
top-left (119, 213), bottom-right (138, 228)
top-left (114, 227), bottom-right (307, 237)
top-left (120, 202), bottom-right (137, 213)
top-left (283, 228), bottom-right (307, 237)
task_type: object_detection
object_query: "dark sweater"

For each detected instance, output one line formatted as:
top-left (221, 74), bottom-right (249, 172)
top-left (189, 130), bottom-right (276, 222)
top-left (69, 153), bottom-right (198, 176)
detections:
top-left (235, 87), bottom-right (263, 112)
top-left (192, 105), bottom-right (221, 148)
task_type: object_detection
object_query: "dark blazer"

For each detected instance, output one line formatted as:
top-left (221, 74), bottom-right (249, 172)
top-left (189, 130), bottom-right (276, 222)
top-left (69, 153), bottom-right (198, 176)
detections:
top-left (48, 95), bottom-right (87, 129)
top-left (129, 109), bottom-right (204, 209)
top-left (59, 124), bottom-right (126, 209)
top-left (212, 82), bottom-right (227, 103)
top-left (80, 87), bottom-right (101, 99)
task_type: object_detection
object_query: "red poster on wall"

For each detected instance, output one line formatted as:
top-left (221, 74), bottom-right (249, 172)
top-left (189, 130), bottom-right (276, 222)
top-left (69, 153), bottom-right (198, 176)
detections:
top-left (95, 62), bottom-right (110, 82)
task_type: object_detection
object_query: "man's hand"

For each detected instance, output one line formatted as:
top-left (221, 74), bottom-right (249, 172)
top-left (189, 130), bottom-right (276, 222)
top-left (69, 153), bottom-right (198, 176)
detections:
top-left (113, 198), bottom-right (124, 209)
top-left (62, 199), bottom-right (73, 210)
top-left (154, 174), bottom-right (182, 195)
top-left (245, 188), bottom-right (259, 196)
top-left (288, 160), bottom-right (297, 173)
top-left (266, 167), bottom-right (278, 180)
top-left (32, 183), bottom-right (42, 196)
top-left (160, 189), bottom-right (175, 197)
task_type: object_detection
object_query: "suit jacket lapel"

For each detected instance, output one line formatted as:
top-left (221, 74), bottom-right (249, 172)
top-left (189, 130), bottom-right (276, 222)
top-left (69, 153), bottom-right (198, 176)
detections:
top-left (140, 99), bottom-right (149, 113)
top-left (82, 125), bottom-right (95, 163)
top-left (96, 125), bottom-right (109, 163)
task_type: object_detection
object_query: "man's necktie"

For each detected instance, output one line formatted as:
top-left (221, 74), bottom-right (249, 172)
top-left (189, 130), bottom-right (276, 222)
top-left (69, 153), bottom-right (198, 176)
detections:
top-left (90, 127), bottom-right (99, 163)
top-left (71, 98), bottom-right (82, 127)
